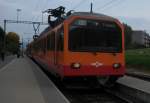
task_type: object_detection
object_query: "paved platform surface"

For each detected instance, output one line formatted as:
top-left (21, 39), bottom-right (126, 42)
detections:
top-left (0, 55), bottom-right (15, 69)
top-left (127, 68), bottom-right (150, 76)
top-left (0, 57), bottom-right (69, 103)
top-left (118, 75), bottom-right (150, 94)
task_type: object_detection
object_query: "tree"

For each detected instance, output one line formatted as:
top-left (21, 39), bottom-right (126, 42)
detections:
top-left (6, 32), bottom-right (20, 54)
top-left (0, 26), bottom-right (5, 53)
top-left (123, 23), bottom-right (133, 49)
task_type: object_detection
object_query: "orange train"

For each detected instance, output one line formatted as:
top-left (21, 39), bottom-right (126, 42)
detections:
top-left (27, 12), bottom-right (125, 86)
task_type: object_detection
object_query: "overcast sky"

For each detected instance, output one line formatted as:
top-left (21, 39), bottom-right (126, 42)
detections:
top-left (0, 0), bottom-right (150, 42)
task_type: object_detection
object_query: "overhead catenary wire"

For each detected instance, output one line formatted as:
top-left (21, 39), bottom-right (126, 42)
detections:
top-left (71, 0), bottom-right (87, 10)
top-left (24, 0), bottom-right (41, 36)
top-left (34, 0), bottom-right (64, 22)
top-left (34, 0), bottom-right (49, 22)
top-left (31, 0), bottom-right (41, 22)
top-left (27, 0), bottom-right (47, 35)
top-left (101, 0), bottom-right (126, 12)
top-left (95, 0), bottom-right (120, 11)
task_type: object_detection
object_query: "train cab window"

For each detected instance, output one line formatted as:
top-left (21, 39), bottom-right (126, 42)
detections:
top-left (57, 26), bottom-right (64, 51)
top-left (69, 19), bottom-right (122, 52)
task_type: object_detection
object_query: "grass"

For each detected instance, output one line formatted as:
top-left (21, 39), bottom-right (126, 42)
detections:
top-left (125, 48), bottom-right (150, 72)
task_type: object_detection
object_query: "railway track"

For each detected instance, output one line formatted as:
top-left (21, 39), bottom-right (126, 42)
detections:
top-left (62, 87), bottom-right (132, 103)
top-left (43, 73), bottom-right (134, 103)
top-left (32, 58), bottom-right (137, 103)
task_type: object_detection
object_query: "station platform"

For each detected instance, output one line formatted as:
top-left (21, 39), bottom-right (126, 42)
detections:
top-left (0, 55), bottom-right (15, 68)
top-left (118, 75), bottom-right (150, 94)
top-left (0, 57), bottom-right (69, 103)
top-left (117, 75), bottom-right (150, 103)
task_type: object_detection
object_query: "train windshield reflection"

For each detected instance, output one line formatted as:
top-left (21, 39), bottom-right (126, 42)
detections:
top-left (69, 19), bottom-right (122, 52)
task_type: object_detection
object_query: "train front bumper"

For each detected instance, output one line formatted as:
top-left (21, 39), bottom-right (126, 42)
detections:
top-left (60, 65), bottom-right (125, 77)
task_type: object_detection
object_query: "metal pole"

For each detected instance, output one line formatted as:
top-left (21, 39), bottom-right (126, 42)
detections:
top-left (28, 39), bottom-right (29, 45)
top-left (33, 23), bottom-right (40, 35)
top-left (4, 20), bottom-right (6, 35)
top-left (17, 9), bottom-right (21, 22)
top-left (22, 36), bottom-right (24, 57)
top-left (42, 12), bottom-right (43, 23)
top-left (90, 2), bottom-right (93, 13)
top-left (3, 20), bottom-right (6, 61)
top-left (4, 20), bottom-right (6, 48)
top-left (17, 11), bottom-right (18, 22)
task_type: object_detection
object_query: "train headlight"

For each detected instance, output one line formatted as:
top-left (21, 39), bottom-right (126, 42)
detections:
top-left (71, 63), bottom-right (81, 69)
top-left (113, 63), bottom-right (121, 69)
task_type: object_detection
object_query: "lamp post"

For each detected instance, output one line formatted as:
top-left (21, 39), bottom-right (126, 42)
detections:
top-left (42, 11), bottom-right (45, 23)
top-left (2, 20), bottom-right (7, 61)
top-left (17, 9), bottom-right (21, 22)
top-left (21, 36), bottom-right (24, 57)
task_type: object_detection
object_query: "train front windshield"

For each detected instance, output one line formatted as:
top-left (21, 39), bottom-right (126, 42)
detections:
top-left (69, 19), bottom-right (122, 52)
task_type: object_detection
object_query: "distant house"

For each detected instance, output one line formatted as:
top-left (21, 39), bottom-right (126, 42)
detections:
top-left (132, 30), bottom-right (150, 48)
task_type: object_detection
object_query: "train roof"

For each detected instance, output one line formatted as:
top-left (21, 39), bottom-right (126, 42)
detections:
top-left (39, 12), bottom-right (117, 37)
top-left (68, 12), bottom-right (116, 21)
top-left (40, 26), bottom-right (51, 36)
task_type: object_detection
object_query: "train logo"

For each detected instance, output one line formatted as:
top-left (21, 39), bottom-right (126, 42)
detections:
top-left (91, 62), bottom-right (103, 68)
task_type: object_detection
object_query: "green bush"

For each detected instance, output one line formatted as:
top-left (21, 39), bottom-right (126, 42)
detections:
top-left (126, 48), bottom-right (150, 70)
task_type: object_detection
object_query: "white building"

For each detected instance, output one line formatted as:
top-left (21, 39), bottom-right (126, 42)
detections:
top-left (132, 30), bottom-right (150, 48)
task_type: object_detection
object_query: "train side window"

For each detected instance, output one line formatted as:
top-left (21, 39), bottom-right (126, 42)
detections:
top-left (33, 40), bottom-right (38, 51)
top-left (41, 39), bottom-right (43, 51)
top-left (36, 41), bottom-right (38, 51)
top-left (50, 31), bottom-right (55, 50)
top-left (40, 40), bottom-right (42, 51)
top-left (41, 39), bottom-right (44, 52)
top-left (47, 34), bottom-right (51, 50)
top-left (57, 26), bottom-right (64, 51)
top-left (43, 38), bottom-right (46, 53)
top-left (39, 40), bottom-right (41, 51)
